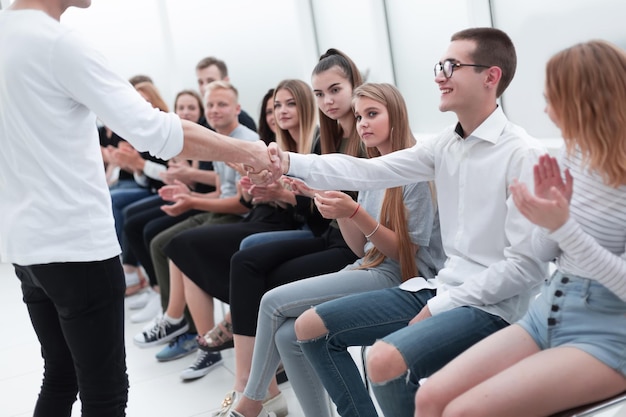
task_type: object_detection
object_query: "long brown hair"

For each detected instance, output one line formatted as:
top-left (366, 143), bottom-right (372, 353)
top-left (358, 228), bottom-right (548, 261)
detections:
top-left (273, 79), bottom-right (317, 155)
top-left (353, 83), bottom-right (422, 282)
top-left (312, 48), bottom-right (363, 156)
top-left (546, 40), bottom-right (626, 187)
top-left (134, 81), bottom-right (169, 112)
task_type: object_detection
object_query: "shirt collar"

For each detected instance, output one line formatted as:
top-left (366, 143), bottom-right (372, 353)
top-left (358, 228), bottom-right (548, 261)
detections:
top-left (453, 105), bottom-right (507, 145)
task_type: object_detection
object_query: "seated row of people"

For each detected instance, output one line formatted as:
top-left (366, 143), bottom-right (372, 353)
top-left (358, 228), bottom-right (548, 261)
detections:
top-left (117, 30), bottom-right (625, 417)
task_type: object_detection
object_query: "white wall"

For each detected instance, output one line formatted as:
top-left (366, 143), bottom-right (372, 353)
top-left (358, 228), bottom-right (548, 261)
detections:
top-left (38, 0), bottom-right (626, 144)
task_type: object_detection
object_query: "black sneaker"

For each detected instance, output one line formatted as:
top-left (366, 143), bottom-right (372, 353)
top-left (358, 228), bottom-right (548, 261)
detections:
top-left (179, 350), bottom-right (222, 380)
top-left (133, 315), bottom-right (189, 347)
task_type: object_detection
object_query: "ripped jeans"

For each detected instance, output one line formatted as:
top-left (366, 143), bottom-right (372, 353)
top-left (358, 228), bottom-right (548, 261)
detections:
top-left (301, 287), bottom-right (507, 417)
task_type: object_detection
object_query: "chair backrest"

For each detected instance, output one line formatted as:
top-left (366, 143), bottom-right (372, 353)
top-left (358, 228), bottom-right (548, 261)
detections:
top-left (548, 391), bottom-right (626, 417)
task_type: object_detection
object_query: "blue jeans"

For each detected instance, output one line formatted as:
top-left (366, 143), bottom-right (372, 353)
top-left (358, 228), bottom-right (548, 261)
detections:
top-left (110, 187), bottom-right (152, 242)
top-left (14, 257), bottom-right (128, 417)
top-left (238, 228), bottom-right (313, 250)
top-left (301, 287), bottom-right (508, 417)
top-left (244, 267), bottom-right (400, 417)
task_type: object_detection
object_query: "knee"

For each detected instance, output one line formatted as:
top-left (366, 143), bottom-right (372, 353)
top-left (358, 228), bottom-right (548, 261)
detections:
top-left (294, 308), bottom-right (328, 341)
top-left (414, 379), bottom-right (449, 417)
top-left (366, 340), bottom-right (407, 383)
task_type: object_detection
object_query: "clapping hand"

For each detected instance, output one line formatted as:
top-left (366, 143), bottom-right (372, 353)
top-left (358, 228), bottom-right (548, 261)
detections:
top-left (510, 154), bottom-right (572, 232)
top-left (534, 154), bottom-right (573, 201)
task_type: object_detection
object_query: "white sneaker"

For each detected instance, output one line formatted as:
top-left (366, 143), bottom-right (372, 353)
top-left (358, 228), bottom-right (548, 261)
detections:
top-left (126, 289), bottom-right (151, 310)
top-left (133, 315), bottom-right (189, 347)
top-left (124, 270), bottom-right (140, 287)
top-left (130, 291), bottom-right (162, 323)
top-left (179, 350), bottom-right (223, 380)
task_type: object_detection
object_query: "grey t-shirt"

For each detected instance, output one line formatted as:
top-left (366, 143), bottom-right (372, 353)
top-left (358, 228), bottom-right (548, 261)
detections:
top-left (349, 182), bottom-right (445, 279)
top-left (213, 124), bottom-right (259, 199)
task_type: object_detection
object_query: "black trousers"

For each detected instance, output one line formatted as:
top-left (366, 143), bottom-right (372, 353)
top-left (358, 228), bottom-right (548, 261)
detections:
top-left (229, 227), bottom-right (358, 336)
top-left (14, 257), bottom-right (128, 417)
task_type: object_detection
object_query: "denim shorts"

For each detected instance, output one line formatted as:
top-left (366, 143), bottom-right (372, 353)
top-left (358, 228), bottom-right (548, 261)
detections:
top-left (518, 271), bottom-right (626, 376)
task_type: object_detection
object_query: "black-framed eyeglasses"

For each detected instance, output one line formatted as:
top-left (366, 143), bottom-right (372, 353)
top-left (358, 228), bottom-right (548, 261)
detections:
top-left (434, 59), bottom-right (491, 78)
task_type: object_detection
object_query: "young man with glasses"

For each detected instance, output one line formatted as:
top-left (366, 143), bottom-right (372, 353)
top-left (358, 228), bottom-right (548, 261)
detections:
top-left (264, 27), bottom-right (548, 417)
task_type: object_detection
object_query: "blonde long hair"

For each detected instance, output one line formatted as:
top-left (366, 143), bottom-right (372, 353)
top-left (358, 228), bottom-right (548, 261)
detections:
top-left (354, 83), bottom-right (421, 282)
top-left (546, 40), bottom-right (626, 187)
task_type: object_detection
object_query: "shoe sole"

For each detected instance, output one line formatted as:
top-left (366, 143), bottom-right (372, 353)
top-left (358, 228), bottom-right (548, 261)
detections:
top-left (156, 346), bottom-right (198, 362)
top-left (179, 358), bottom-right (223, 381)
top-left (198, 339), bottom-right (234, 352)
top-left (133, 324), bottom-right (189, 348)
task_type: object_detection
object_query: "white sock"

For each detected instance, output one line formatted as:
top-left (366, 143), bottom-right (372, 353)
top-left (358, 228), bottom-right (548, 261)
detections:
top-left (163, 312), bottom-right (183, 325)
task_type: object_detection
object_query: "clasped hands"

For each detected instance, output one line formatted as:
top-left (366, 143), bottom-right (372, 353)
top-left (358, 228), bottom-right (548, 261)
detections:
top-left (244, 142), bottom-right (288, 186)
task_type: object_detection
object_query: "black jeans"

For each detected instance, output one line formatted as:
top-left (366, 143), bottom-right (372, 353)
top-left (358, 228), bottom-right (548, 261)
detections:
top-left (14, 257), bottom-right (128, 417)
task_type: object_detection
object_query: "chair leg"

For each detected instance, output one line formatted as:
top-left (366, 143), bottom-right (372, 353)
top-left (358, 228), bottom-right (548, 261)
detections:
top-left (361, 345), bottom-right (370, 392)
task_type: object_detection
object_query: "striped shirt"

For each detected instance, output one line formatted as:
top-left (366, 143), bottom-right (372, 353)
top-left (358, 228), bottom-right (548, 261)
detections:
top-left (533, 148), bottom-right (626, 300)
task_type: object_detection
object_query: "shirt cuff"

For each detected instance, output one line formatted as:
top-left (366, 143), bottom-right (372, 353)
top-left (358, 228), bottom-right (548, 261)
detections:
top-left (547, 217), bottom-right (578, 244)
top-left (287, 152), bottom-right (312, 178)
top-left (143, 160), bottom-right (167, 180)
top-left (427, 291), bottom-right (453, 316)
top-left (133, 172), bottom-right (149, 187)
top-left (154, 113), bottom-right (184, 160)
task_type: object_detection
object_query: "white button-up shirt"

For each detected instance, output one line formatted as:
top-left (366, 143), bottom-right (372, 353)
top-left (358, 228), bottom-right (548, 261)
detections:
top-left (287, 107), bottom-right (548, 323)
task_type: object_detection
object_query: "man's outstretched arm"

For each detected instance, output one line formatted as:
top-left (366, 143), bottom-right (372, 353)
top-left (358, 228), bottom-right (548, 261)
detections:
top-left (178, 120), bottom-right (281, 180)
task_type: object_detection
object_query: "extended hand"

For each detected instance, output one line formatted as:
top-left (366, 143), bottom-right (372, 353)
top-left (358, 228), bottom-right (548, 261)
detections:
top-left (281, 177), bottom-right (317, 198)
top-left (244, 141), bottom-right (282, 185)
top-left (158, 180), bottom-right (190, 202)
top-left (248, 180), bottom-right (287, 204)
top-left (534, 154), bottom-right (573, 202)
top-left (160, 193), bottom-right (192, 217)
top-left (160, 160), bottom-right (194, 186)
top-left (314, 191), bottom-right (355, 219)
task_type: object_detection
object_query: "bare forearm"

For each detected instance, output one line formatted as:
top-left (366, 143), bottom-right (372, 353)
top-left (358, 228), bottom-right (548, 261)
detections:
top-left (190, 169), bottom-right (217, 187)
top-left (178, 120), bottom-right (266, 170)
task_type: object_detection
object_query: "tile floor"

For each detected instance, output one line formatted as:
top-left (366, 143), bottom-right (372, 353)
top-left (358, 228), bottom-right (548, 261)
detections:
top-left (3, 260), bottom-right (626, 417)
top-left (0, 262), bottom-right (317, 417)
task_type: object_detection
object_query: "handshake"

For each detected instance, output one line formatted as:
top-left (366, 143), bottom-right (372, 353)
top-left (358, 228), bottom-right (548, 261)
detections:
top-left (244, 142), bottom-right (290, 185)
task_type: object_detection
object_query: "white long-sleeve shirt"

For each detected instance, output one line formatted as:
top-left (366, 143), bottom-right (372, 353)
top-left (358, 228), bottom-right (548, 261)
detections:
top-left (0, 10), bottom-right (183, 265)
top-left (532, 149), bottom-right (626, 301)
top-left (287, 107), bottom-right (548, 323)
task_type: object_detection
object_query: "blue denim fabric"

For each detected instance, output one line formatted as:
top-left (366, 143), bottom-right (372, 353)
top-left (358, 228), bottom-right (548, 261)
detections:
top-left (302, 287), bottom-right (508, 417)
top-left (110, 187), bottom-right (152, 242)
top-left (238, 228), bottom-right (313, 250)
top-left (301, 287), bottom-right (435, 417)
top-left (518, 271), bottom-right (626, 375)
top-left (373, 305), bottom-right (508, 417)
top-left (244, 268), bottom-right (401, 417)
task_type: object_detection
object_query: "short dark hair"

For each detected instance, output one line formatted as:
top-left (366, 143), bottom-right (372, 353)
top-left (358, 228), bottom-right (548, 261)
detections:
top-left (128, 74), bottom-right (153, 86)
top-left (451, 28), bottom-right (516, 97)
top-left (195, 56), bottom-right (228, 78)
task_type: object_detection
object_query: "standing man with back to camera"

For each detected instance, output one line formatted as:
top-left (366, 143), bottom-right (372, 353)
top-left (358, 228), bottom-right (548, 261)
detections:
top-left (0, 1), bottom-right (276, 416)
